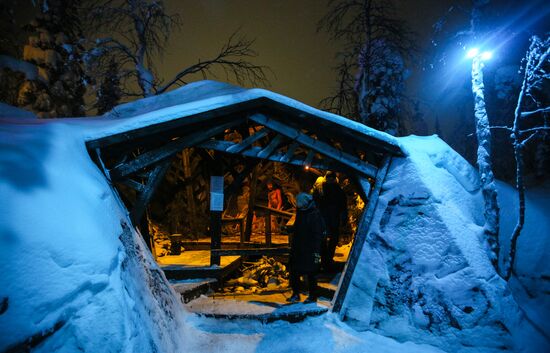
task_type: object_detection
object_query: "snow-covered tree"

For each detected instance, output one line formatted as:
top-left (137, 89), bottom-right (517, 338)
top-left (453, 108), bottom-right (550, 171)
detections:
top-left (318, 0), bottom-right (415, 135)
top-left (431, 0), bottom-right (501, 267)
top-left (86, 0), bottom-right (268, 99)
top-left (14, 0), bottom-right (87, 118)
top-left (94, 58), bottom-right (122, 115)
top-left (501, 34), bottom-right (550, 280)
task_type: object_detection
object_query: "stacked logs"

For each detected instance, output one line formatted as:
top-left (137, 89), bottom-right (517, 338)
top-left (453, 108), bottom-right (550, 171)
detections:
top-left (223, 257), bottom-right (289, 294)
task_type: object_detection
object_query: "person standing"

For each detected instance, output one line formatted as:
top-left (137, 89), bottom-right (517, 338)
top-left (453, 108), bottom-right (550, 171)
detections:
top-left (312, 171), bottom-right (348, 272)
top-left (287, 193), bottom-right (325, 303)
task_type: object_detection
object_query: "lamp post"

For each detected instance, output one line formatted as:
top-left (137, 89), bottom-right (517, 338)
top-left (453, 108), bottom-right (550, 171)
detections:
top-left (467, 48), bottom-right (500, 268)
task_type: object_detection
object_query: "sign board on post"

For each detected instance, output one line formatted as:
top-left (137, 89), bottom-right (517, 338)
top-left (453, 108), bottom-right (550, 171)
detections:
top-left (210, 176), bottom-right (224, 211)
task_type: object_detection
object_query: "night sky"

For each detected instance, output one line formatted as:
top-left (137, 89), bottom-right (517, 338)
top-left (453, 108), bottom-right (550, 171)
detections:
top-left (160, 0), bottom-right (453, 110)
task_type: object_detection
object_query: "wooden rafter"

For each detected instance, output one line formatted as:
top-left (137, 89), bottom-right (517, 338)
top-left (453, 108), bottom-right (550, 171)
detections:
top-left (198, 140), bottom-right (334, 171)
top-left (109, 120), bottom-right (239, 181)
top-left (226, 128), bottom-right (269, 154)
top-left (130, 158), bottom-right (173, 224)
top-left (249, 113), bottom-right (378, 178)
top-left (303, 149), bottom-right (315, 168)
top-left (280, 142), bottom-right (299, 163)
top-left (257, 134), bottom-right (286, 159)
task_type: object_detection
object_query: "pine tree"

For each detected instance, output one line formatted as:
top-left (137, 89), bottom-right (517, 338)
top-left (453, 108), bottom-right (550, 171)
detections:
top-left (318, 0), bottom-right (415, 135)
top-left (18, 0), bottom-right (86, 118)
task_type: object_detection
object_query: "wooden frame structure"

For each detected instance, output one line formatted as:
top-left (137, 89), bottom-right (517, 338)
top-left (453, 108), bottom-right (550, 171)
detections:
top-left (86, 94), bottom-right (402, 314)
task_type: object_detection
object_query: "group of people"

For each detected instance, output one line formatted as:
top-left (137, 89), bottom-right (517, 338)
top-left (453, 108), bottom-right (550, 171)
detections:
top-left (287, 171), bottom-right (348, 303)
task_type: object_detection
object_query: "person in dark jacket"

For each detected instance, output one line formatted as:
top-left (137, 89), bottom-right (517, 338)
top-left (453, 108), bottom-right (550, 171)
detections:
top-left (312, 171), bottom-right (348, 272)
top-left (287, 192), bottom-right (326, 303)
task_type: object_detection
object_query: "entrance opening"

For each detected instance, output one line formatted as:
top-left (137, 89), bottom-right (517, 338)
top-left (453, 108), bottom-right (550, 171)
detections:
top-left (114, 143), bottom-right (369, 317)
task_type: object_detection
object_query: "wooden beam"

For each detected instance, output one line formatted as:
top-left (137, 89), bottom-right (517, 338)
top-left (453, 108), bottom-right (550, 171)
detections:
top-left (331, 155), bottom-right (392, 315)
top-left (198, 140), bottom-right (335, 171)
top-left (280, 142), bottom-right (299, 163)
top-left (110, 120), bottom-right (238, 181)
top-left (130, 158), bottom-right (173, 224)
top-left (249, 114), bottom-right (378, 178)
top-left (226, 128), bottom-right (269, 154)
top-left (257, 134), bottom-right (286, 159)
top-left (304, 149), bottom-right (315, 168)
top-left (119, 178), bottom-right (145, 193)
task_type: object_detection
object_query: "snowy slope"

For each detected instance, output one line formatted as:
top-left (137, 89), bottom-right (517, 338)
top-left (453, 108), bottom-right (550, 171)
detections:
top-left (341, 135), bottom-right (548, 353)
top-left (0, 120), bottom-right (190, 352)
top-left (497, 181), bottom-right (550, 342)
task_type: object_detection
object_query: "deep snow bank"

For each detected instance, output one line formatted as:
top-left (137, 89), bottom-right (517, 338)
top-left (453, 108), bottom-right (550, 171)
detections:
top-left (341, 135), bottom-right (546, 352)
top-left (0, 118), bottom-right (188, 352)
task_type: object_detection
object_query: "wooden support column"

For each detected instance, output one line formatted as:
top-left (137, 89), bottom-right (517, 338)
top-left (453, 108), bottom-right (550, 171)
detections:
top-left (210, 154), bottom-right (224, 267)
top-left (244, 164), bottom-right (260, 242)
top-left (332, 155), bottom-right (392, 316)
top-left (130, 158), bottom-right (172, 225)
top-left (182, 149), bottom-right (198, 234)
top-left (264, 209), bottom-right (272, 246)
top-left (210, 211), bottom-right (222, 266)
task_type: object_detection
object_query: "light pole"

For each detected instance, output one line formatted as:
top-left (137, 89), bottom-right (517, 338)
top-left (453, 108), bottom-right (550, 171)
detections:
top-left (467, 47), bottom-right (500, 269)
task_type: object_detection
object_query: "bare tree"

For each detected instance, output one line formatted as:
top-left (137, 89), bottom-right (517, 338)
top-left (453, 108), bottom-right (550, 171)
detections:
top-left (498, 34), bottom-right (550, 280)
top-left (318, 0), bottom-right (415, 134)
top-left (85, 1), bottom-right (268, 99)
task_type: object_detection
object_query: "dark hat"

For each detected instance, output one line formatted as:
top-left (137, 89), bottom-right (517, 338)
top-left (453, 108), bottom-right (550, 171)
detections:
top-left (325, 171), bottom-right (336, 178)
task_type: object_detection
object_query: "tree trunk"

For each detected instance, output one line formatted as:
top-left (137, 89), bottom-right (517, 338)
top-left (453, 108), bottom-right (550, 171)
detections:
top-left (471, 56), bottom-right (500, 267)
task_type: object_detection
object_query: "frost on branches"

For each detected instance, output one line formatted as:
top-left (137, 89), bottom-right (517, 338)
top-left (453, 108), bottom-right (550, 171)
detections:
top-left (471, 56), bottom-right (500, 268)
top-left (502, 34), bottom-right (550, 280)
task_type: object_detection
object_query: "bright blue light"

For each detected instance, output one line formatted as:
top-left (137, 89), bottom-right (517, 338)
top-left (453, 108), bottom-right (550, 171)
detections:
top-left (481, 51), bottom-right (493, 60)
top-left (466, 48), bottom-right (479, 58)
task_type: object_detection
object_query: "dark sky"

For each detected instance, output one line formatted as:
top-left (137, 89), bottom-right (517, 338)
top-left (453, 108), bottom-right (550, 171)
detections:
top-left (160, 0), bottom-right (453, 109)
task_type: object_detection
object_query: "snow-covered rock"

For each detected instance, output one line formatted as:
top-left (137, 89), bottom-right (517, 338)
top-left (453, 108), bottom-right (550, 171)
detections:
top-left (341, 135), bottom-right (546, 353)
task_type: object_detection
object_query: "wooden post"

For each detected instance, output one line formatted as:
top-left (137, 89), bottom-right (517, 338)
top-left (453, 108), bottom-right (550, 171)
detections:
top-left (182, 149), bottom-right (198, 235)
top-left (265, 209), bottom-right (272, 246)
top-left (139, 212), bottom-right (153, 251)
top-left (244, 165), bottom-right (260, 242)
top-left (331, 156), bottom-right (392, 316)
top-left (210, 211), bottom-right (222, 266)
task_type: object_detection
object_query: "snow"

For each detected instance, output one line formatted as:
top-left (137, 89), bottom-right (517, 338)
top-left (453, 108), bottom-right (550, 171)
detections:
top-left (76, 80), bottom-right (401, 152)
top-left (341, 135), bottom-right (548, 353)
top-left (0, 103), bottom-right (36, 119)
top-left (0, 111), bottom-right (446, 352)
top-left (497, 181), bottom-right (550, 343)
top-left (1, 83), bottom-right (548, 352)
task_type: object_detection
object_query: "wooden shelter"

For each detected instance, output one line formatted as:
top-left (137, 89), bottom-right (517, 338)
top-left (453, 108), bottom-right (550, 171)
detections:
top-left (85, 80), bottom-right (404, 313)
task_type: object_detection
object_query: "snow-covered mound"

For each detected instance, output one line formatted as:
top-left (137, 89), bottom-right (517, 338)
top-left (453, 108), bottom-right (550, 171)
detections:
top-left (0, 121), bottom-right (189, 351)
top-left (341, 135), bottom-right (547, 353)
top-left (0, 111), bottom-right (446, 353)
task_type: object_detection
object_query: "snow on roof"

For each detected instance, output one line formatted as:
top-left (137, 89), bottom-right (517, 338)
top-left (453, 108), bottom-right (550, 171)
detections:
top-left (0, 103), bottom-right (36, 119)
top-left (0, 55), bottom-right (39, 81)
top-left (89, 80), bottom-right (402, 151)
